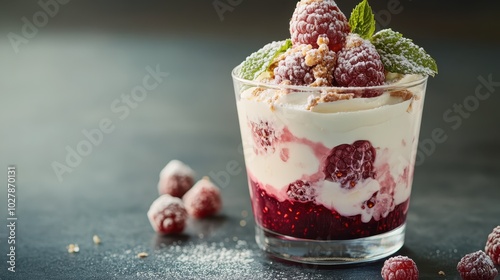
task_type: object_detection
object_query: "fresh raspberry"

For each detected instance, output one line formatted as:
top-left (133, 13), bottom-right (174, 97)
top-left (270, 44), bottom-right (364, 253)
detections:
top-left (287, 180), bottom-right (316, 202)
top-left (147, 194), bottom-right (188, 235)
top-left (457, 250), bottom-right (498, 280)
top-left (324, 140), bottom-right (376, 188)
top-left (157, 160), bottom-right (195, 197)
top-left (183, 177), bottom-right (222, 219)
top-left (274, 38), bottom-right (336, 86)
top-left (381, 256), bottom-right (419, 280)
top-left (290, 0), bottom-right (350, 52)
top-left (250, 120), bottom-right (278, 153)
top-left (485, 226), bottom-right (500, 266)
top-left (334, 34), bottom-right (385, 96)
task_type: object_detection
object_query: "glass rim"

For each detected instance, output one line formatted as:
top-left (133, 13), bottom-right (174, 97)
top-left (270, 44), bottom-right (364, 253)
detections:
top-left (231, 64), bottom-right (428, 92)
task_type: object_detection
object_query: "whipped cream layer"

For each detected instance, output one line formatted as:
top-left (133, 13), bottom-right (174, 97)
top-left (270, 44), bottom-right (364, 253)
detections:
top-left (236, 74), bottom-right (427, 222)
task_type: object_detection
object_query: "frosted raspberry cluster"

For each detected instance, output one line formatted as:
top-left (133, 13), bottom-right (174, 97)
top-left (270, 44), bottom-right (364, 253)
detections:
top-left (275, 0), bottom-right (385, 91)
top-left (148, 160), bottom-right (222, 235)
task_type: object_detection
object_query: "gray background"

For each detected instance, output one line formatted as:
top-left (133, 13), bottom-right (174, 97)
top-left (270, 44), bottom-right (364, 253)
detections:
top-left (1, 0), bottom-right (499, 279)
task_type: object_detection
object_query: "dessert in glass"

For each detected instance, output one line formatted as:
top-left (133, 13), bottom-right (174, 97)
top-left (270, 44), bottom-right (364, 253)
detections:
top-left (233, 0), bottom-right (437, 264)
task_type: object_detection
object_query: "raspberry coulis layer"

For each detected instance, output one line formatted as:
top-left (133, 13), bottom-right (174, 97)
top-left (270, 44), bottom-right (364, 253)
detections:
top-left (249, 178), bottom-right (409, 240)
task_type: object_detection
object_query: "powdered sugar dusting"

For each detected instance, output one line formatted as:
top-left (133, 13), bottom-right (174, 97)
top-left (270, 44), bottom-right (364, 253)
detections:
top-left (100, 241), bottom-right (253, 279)
top-left (176, 241), bottom-right (253, 268)
top-left (100, 240), bottom-right (323, 279)
top-left (372, 29), bottom-right (438, 77)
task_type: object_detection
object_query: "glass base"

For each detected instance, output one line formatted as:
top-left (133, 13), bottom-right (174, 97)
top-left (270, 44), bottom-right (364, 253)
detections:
top-left (255, 223), bottom-right (406, 265)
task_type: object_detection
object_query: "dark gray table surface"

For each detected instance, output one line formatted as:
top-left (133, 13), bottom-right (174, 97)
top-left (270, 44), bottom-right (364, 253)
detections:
top-left (1, 1), bottom-right (500, 279)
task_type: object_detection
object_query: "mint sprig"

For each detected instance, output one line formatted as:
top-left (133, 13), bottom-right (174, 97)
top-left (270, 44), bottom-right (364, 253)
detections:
top-left (349, 0), bottom-right (438, 76)
top-left (349, 0), bottom-right (376, 40)
top-left (240, 39), bottom-right (292, 80)
top-left (372, 29), bottom-right (438, 76)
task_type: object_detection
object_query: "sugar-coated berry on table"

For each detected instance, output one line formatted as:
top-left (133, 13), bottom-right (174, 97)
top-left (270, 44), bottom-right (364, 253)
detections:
top-left (485, 225), bottom-right (500, 266)
top-left (147, 194), bottom-right (188, 235)
top-left (457, 250), bottom-right (498, 280)
top-left (183, 177), bottom-right (222, 219)
top-left (157, 159), bottom-right (195, 198)
top-left (381, 255), bottom-right (418, 280)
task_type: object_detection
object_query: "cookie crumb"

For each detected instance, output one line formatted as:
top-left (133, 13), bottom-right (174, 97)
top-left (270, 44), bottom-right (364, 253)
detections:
top-left (390, 89), bottom-right (414, 101)
top-left (320, 91), bottom-right (354, 103)
top-left (67, 244), bottom-right (79, 253)
top-left (93, 235), bottom-right (101, 245)
top-left (306, 95), bottom-right (319, 110)
top-left (241, 210), bottom-right (248, 218)
top-left (137, 252), bottom-right (149, 258)
top-left (438, 270), bottom-right (445, 276)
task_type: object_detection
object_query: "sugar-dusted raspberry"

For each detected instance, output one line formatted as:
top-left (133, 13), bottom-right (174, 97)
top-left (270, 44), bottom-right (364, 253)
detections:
top-left (147, 194), bottom-right (188, 235)
top-left (274, 37), bottom-right (336, 86)
top-left (381, 256), bottom-right (419, 280)
top-left (290, 0), bottom-right (350, 52)
top-left (183, 177), bottom-right (222, 219)
top-left (334, 33), bottom-right (385, 95)
top-left (157, 160), bottom-right (195, 197)
top-left (457, 250), bottom-right (498, 280)
top-left (274, 49), bottom-right (314, 86)
top-left (485, 226), bottom-right (500, 266)
top-left (287, 180), bottom-right (316, 202)
top-left (324, 140), bottom-right (376, 188)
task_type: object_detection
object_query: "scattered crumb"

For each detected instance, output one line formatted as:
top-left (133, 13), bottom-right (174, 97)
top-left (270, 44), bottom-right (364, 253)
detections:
top-left (137, 252), bottom-right (149, 258)
top-left (306, 90), bottom-right (354, 110)
top-left (438, 270), bottom-right (445, 276)
top-left (93, 235), bottom-right (101, 245)
top-left (306, 95), bottom-right (319, 110)
top-left (320, 90), bottom-right (354, 102)
top-left (239, 220), bottom-right (247, 227)
top-left (67, 244), bottom-right (79, 253)
top-left (390, 89), bottom-right (414, 101)
top-left (251, 87), bottom-right (266, 98)
top-left (241, 210), bottom-right (248, 218)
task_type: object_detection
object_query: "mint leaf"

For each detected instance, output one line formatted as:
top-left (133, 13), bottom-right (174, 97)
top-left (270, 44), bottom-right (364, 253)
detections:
top-left (240, 39), bottom-right (292, 80)
top-left (372, 29), bottom-right (438, 76)
top-left (349, 0), bottom-right (376, 40)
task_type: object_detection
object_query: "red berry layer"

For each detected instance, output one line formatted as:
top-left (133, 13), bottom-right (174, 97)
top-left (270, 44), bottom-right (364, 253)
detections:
top-left (249, 177), bottom-right (409, 240)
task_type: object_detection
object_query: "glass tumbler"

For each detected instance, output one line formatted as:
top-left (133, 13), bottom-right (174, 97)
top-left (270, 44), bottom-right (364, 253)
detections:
top-left (233, 65), bottom-right (428, 265)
